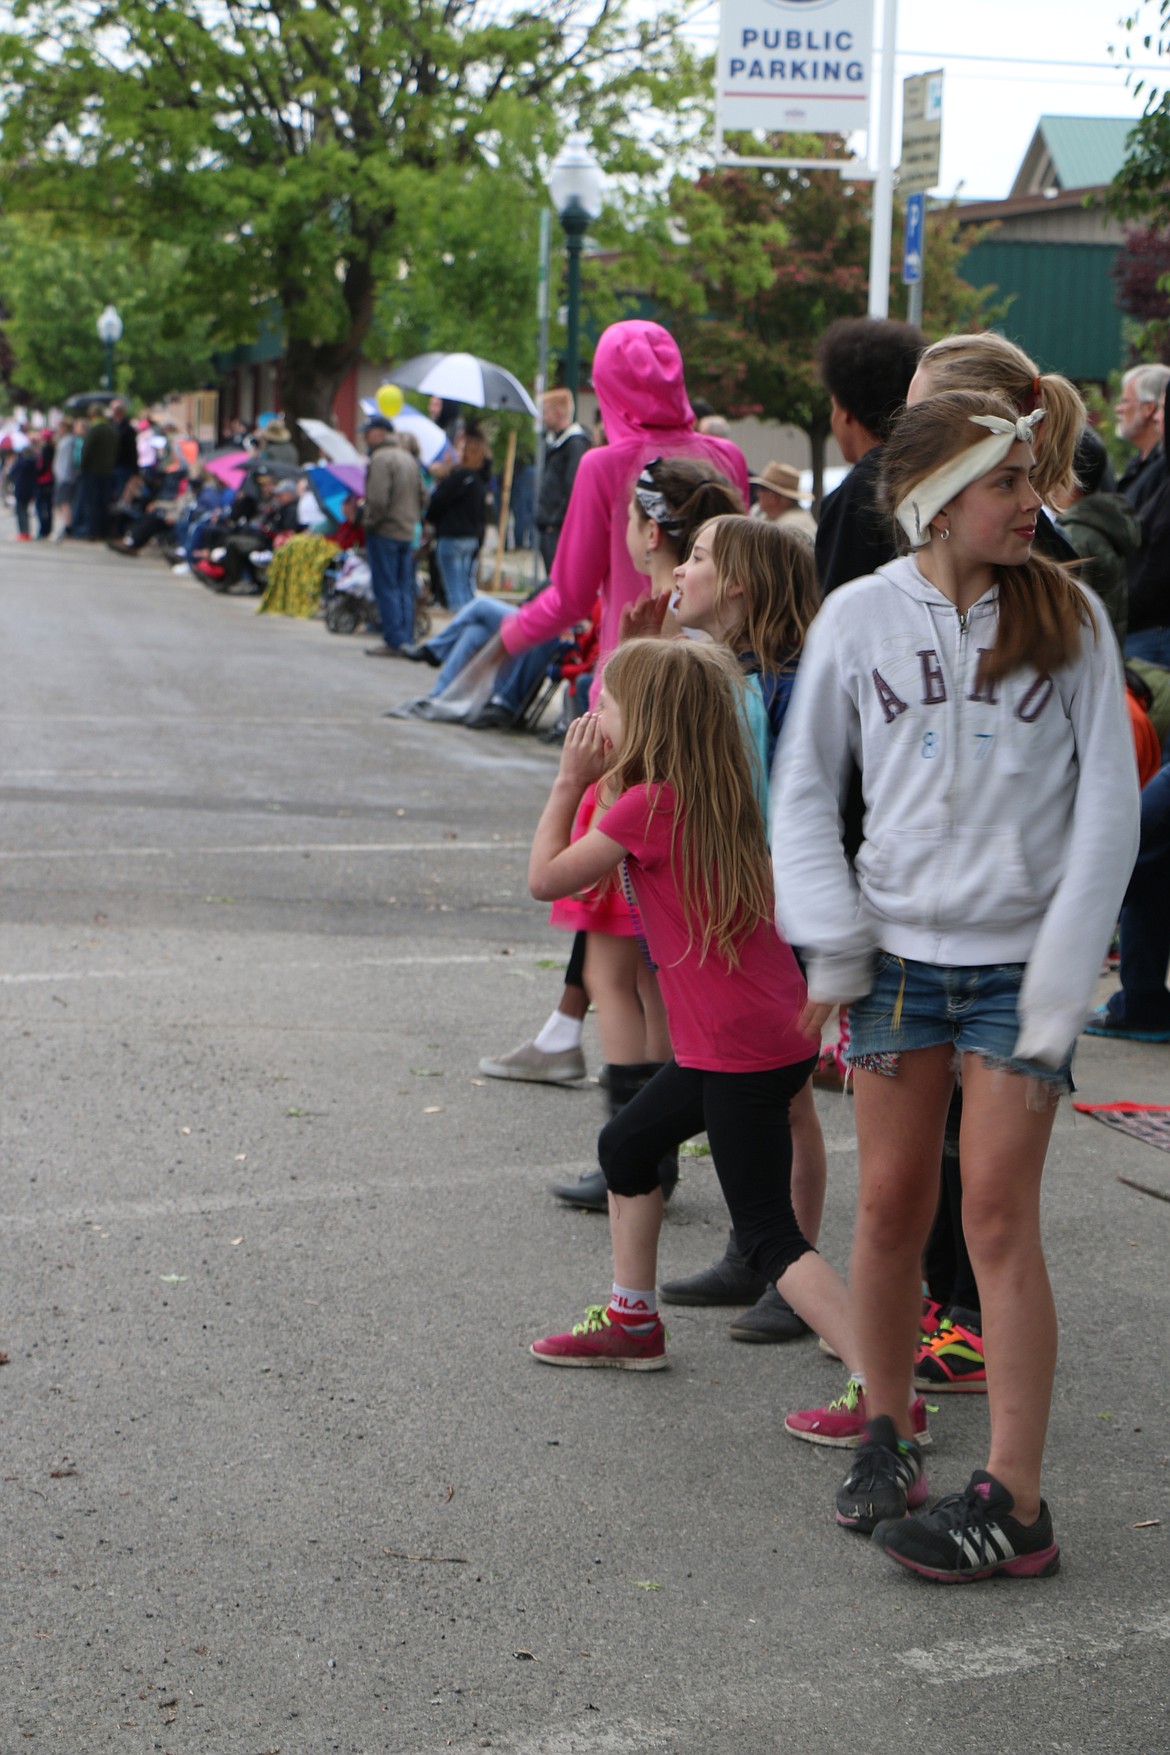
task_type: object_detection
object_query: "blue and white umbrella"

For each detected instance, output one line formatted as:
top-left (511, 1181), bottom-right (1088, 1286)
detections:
top-left (388, 352), bottom-right (537, 417)
top-left (358, 400), bottom-right (450, 465)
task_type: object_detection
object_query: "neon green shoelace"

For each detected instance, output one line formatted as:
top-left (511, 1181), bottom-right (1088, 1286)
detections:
top-left (571, 1304), bottom-right (611, 1336)
top-left (828, 1379), bottom-right (863, 1414)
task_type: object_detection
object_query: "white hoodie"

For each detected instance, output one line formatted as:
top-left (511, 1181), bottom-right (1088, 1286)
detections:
top-left (770, 555), bottom-right (1140, 1067)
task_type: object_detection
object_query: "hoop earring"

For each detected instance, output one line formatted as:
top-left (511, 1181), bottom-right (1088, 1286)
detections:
top-left (939, 526), bottom-right (950, 542)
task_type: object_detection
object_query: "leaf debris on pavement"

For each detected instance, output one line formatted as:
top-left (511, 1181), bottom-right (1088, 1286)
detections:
top-left (382, 1548), bottom-right (468, 1563)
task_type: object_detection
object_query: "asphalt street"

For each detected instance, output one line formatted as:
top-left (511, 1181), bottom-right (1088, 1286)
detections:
top-left (1, 540), bottom-right (1167, 1755)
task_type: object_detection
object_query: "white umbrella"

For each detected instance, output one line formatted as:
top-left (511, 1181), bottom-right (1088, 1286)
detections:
top-left (358, 400), bottom-right (449, 466)
top-left (389, 352), bottom-right (537, 416)
top-left (296, 418), bottom-right (364, 464)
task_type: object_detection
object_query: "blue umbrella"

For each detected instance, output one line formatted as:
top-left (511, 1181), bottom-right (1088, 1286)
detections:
top-left (307, 462), bottom-right (366, 521)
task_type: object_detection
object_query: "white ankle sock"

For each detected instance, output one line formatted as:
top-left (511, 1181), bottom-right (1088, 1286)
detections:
top-left (534, 1009), bottom-right (583, 1054)
top-left (848, 1373), bottom-right (918, 1410)
top-left (608, 1284), bottom-right (658, 1331)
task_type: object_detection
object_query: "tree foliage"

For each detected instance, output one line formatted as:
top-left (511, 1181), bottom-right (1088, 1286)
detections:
top-left (1110, 225), bottom-right (1170, 361)
top-left (588, 140), bottom-right (1007, 499)
top-left (1112, 1), bottom-right (1170, 223)
top-left (0, 217), bottom-right (217, 407)
top-left (0, 0), bottom-right (703, 420)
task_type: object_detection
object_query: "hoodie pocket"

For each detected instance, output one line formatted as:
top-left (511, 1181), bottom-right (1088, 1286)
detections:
top-left (859, 824), bottom-right (1039, 931)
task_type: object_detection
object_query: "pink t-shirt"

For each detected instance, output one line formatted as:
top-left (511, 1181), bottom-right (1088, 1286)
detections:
top-left (602, 784), bottom-right (815, 1073)
top-left (548, 783), bottom-right (636, 937)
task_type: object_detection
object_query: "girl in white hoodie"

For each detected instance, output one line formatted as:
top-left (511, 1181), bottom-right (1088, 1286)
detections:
top-left (771, 390), bottom-right (1139, 1583)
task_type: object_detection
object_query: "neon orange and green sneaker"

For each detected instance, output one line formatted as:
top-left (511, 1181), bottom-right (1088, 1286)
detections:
top-left (913, 1309), bottom-right (986, 1393)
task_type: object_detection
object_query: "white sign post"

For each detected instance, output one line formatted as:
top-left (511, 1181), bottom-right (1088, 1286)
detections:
top-left (715, 0), bottom-right (874, 158)
top-left (719, 0), bottom-right (873, 154)
top-left (714, 0), bottom-right (896, 319)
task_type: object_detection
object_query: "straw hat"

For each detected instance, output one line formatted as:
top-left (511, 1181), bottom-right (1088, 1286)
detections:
top-left (749, 460), bottom-right (804, 500)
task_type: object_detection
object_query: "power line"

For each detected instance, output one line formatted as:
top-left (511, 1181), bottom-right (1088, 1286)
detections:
top-left (682, 25), bottom-right (1162, 76)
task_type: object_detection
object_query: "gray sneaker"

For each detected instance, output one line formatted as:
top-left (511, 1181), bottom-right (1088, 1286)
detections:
top-left (478, 1039), bottom-right (587, 1085)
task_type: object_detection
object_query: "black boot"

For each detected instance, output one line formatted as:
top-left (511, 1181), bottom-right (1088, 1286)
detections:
top-left (660, 1228), bottom-right (768, 1306)
top-left (727, 1283), bottom-right (809, 1342)
top-left (550, 1062), bottom-right (678, 1211)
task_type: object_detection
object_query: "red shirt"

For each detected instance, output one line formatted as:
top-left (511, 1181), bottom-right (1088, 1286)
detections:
top-left (602, 785), bottom-right (815, 1073)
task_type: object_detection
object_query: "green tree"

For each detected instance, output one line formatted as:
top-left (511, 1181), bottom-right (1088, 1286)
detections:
top-left (1112, 1), bottom-right (1170, 224)
top-left (0, 217), bottom-right (216, 407)
top-left (589, 143), bottom-right (1006, 502)
top-left (0, 1), bottom-right (703, 425)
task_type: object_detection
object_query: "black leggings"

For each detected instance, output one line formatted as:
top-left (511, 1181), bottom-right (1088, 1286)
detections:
top-left (598, 1055), bottom-right (818, 1284)
top-left (563, 930), bottom-right (587, 992)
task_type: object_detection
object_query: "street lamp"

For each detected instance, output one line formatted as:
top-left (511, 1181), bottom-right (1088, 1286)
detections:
top-left (97, 304), bottom-right (123, 390)
top-left (549, 132), bottom-right (602, 411)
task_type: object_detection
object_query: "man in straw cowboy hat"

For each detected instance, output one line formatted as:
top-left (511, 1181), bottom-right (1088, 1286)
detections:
top-left (749, 460), bottom-right (817, 541)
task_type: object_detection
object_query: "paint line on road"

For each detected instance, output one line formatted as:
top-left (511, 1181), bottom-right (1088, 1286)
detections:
top-left (899, 1609), bottom-right (1170, 1681)
top-left (0, 714), bottom-right (397, 727)
top-left (0, 952), bottom-right (515, 985)
top-left (0, 1166), bottom-right (597, 1233)
top-left (0, 839), bottom-right (526, 861)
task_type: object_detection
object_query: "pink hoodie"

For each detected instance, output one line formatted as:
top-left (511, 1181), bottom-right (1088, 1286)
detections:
top-left (498, 321), bottom-right (749, 683)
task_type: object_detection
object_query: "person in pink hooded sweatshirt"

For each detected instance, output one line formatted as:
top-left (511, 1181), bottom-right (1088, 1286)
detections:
top-left (481, 323), bottom-right (751, 1200)
top-left (497, 320), bottom-right (750, 692)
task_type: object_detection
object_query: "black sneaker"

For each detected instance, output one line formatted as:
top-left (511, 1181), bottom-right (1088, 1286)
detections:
top-left (835, 1415), bottom-right (928, 1533)
top-left (873, 1470), bottom-right (1060, 1583)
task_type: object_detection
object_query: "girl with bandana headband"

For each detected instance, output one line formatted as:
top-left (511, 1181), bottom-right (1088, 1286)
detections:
top-left (771, 389), bottom-right (1139, 1584)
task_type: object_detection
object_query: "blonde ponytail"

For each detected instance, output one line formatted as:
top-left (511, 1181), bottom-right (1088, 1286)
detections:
top-left (917, 333), bottom-right (1086, 502)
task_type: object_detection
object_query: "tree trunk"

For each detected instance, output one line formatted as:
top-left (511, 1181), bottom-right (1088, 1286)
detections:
top-left (281, 336), bottom-right (361, 450)
top-left (278, 250), bottom-right (380, 449)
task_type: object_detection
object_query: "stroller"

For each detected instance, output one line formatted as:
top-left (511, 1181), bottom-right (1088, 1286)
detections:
top-left (321, 551), bottom-right (433, 640)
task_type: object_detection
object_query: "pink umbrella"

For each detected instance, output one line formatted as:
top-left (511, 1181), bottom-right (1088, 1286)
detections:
top-left (204, 450), bottom-right (253, 489)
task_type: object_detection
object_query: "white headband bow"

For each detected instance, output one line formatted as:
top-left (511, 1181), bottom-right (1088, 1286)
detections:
top-left (895, 410), bottom-right (1046, 550)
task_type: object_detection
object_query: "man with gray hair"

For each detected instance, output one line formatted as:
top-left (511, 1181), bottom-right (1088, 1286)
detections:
top-left (1115, 363), bottom-right (1170, 510)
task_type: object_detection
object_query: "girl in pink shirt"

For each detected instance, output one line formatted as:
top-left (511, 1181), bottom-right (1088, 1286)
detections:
top-left (527, 638), bottom-right (860, 1372)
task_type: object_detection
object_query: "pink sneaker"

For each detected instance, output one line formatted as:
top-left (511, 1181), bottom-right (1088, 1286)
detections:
top-left (784, 1379), bottom-right (932, 1448)
top-left (531, 1304), bottom-right (667, 1371)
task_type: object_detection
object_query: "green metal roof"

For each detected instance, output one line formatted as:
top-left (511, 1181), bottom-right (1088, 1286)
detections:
top-left (1032, 115), bottom-right (1135, 190)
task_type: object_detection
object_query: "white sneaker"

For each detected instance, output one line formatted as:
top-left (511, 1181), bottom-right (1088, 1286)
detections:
top-left (478, 1039), bottom-right (587, 1084)
top-left (171, 561), bottom-right (192, 576)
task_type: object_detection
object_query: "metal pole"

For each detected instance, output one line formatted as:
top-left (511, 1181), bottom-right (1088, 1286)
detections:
top-left (907, 277), bottom-right (924, 328)
top-left (561, 203), bottom-right (588, 413)
top-left (103, 341), bottom-right (114, 390)
top-left (532, 207), bottom-right (550, 590)
top-left (867, 0), bottom-right (898, 319)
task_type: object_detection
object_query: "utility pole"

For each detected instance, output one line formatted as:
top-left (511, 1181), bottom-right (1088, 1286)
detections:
top-left (867, 0), bottom-right (898, 318)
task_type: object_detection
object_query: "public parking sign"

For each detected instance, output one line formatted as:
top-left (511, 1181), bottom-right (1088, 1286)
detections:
top-left (716, 0), bottom-right (875, 139)
top-left (902, 191), bottom-right (925, 285)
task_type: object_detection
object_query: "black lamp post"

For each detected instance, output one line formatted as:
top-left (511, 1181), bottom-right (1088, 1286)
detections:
top-left (97, 304), bottom-right (123, 390)
top-left (549, 134), bottom-right (602, 411)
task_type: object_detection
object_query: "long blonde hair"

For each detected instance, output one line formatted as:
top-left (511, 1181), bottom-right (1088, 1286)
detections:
top-left (602, 640), bottom-right (773, 967)
top-left (880, 391), bottom-right (1095, 682)
top-left (915, 332), bottom-right (1084, 501)
top-left (702, 514), bottom-right (820, 676)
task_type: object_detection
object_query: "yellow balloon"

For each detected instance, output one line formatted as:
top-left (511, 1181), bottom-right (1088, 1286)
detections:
top-left (376, 383), bottom-right (404, 418)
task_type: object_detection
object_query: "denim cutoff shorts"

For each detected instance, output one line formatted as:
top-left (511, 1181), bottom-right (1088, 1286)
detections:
top-left (846, 953), bottom-right (1074, 1092)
